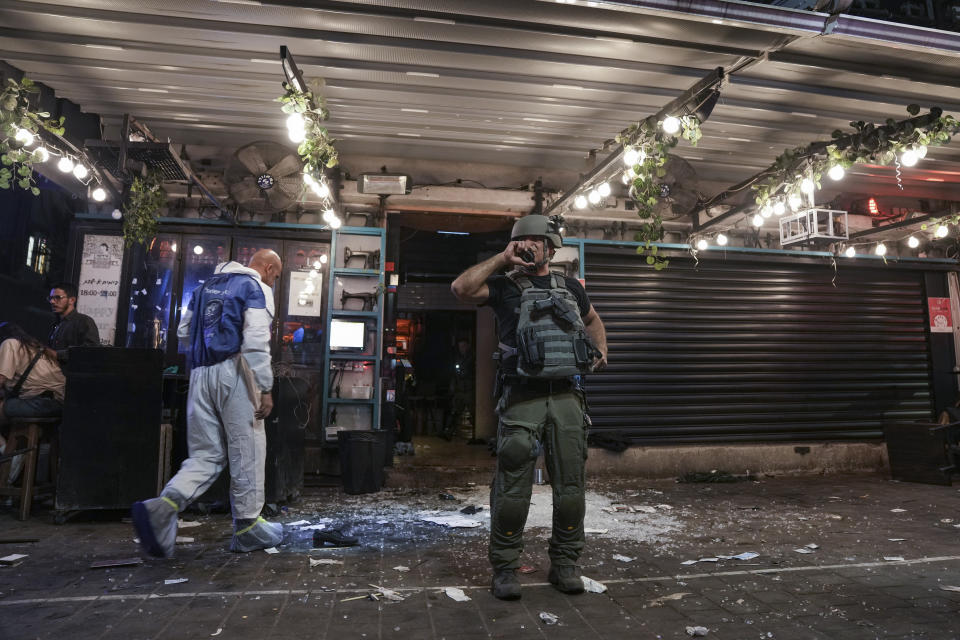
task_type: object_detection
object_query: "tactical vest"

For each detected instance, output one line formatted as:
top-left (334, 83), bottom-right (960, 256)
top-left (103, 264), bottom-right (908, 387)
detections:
top-left (502, 271), bottom-right (598, 379)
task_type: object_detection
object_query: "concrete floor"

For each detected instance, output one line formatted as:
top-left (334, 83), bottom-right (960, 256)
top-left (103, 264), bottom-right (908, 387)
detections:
top-left (2, 453), bottom-right (960, 639)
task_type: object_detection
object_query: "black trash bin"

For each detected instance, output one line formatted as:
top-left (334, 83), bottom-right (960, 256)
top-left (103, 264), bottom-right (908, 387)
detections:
top-left (338, 430), bottom-right (385, 494)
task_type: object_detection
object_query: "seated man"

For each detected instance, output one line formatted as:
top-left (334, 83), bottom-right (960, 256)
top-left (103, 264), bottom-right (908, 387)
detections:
top-left (0, 322), bottom-right (65, 481)
top-left (47, 282), bottom-right (100, 366)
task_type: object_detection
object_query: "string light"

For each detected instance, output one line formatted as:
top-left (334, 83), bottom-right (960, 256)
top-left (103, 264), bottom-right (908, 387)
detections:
top-left (322, 208), bottom-right (337, 223)
top-left (788, 193), bottom-right (803, 211)
top-left (621, 172), bottom-right (630, 185)
top-left (773, 201), bottom-right (786, 216)
top-left (800, 178), bottom-right (815, 194)
top-left (844, 246), bottom-right (856, 258)
top-left (900, 148), bottom-right (919, 167)
top-left (716, 233), bottom-right (728, 246)
top-left (111, 208), bottom-right (122, 220)
top-left (91, 187), bottom-right (106, 202)
top-left (907, 235), bottom-right (920, 248)
top-left (828, 165), bottom-right (845, 181)
top-left (875, 242), bottom-right (887, 256)
top-left (32, 147), bottom-right (50, 162)
top-left (329, 216), bottom-right (342, 229)
top-left (574, 195), bottom-right (588, 209)
top-left (661, 116), bottom-right (681, 134)
top-left (57, 156), bottom-right (75, 173)
top-left (696, 238), bottom-right (708, 250)
top-left (14, 128), bottom-right (35, 146)
top-left (752, 214), bottom-right (763, 227)
top-left (587, 189), bottom-right (601, 205)
top-left (286, 112), bottom-right (306, 143)
top-left (936, 224), bottom-right (949, 238)
top-left (597, 182), bottom-right (611, 197)
top-left (623, 147), bottom-right (640, 166)
top-left (72, 164), bottom-right (89, 180)
top-left (761, 204), bottom-right (773, 218)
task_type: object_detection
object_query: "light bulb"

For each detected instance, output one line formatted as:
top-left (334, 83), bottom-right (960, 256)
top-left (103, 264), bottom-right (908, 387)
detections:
top-left (73, 164), bottom-right (89, 180)
top-left (773, 201), bottom-right (786, 216)
top-left (597, 182), bottom-right (611, 197)
top-left (907, 235), bottom-right (920, 248)
top-left (936, 224), bottom-right (949, 238)
top-left (322, 208), bottom-right (336, 222)
top-left (800, 178), bottom-right (815, 194)
top-left (901, 149), bottom-right (919, 167)
top-left (574, 195), bottom-right (588, 209)
top-left (311, 181), bottom-right (330, 198)
top-left (91, 187), bottom-right (106, 202)
top-left (761, 204), bottom-right (773, 218)
top-left (57, 157), bottom-right (75, 173)
top-left (875, 242), bottom-right (887, 256)
top-left (661, 116), bottom-right (681, 134)
top-left (752, 214), bottom-right (763, 227)
top-left (696, 238), bottom-right (708, 250)
top-left (302, 172), bottom-right (315, 185)
top-left (621, 172), bottom-right (630, 185)
top-left (917, 145), bottom-right (928, 159)
top-left (171, 243), bottom-right (177, 252)
top-left (828, 164), bottom-right (845, 181)
top-left (288, 128), bottom-right (305, 143)
top-left (111, 208), bottom-right (122, 220)
top-left (844, 246), bottom-right (856, 258)
top-left (587, 189), bottom-right (601, 205)
top-left (14, 128), bottom-right (34, 146)
top-left (193, 245), bottom-right (204, 255)
top-left (286, 113), bottom-right (305, 131)
top-left (716, 233), bottom-right (728, 246)
top-left (32, 146), bottom-right (50, 162)
top-left (319, 254), bottom-right (328, 264)
top-left (788, 193), bottom-right (802, 211)
top-left (623, 147), bottom-right (640, 166)
top-left (329, 217), bottom-right (342, 229)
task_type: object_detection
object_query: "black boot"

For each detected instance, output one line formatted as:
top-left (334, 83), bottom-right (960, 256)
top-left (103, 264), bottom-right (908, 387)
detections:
top-left (491, 568), bottom-right (521, 600)
top-left (548, 564), bottom-right (585, 594)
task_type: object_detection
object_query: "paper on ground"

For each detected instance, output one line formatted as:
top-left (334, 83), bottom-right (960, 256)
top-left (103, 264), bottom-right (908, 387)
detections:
top-left (888, 538), bottom-right (906, 542)
top-left (264, 547), bottom-right (279, 554)
top-left (393, 565), bottom-right (410, 572)
top-left (164, 578), bottom-right (189, 585)
top-left (717, 552), bottom-right (759, 561)
top-left (794, 548), bottom-right (814, 554)
top-left (890, 508), bottom-right (907, 513)
top-left (584, 528), bottom-right (608, 534)
top-left (0, 554), bottom-right (28, 562)
top-left (444, 587), bottom-right (471, 602)
top-left (419, 513), bottom-right (482, 528)
top-left (581, 576), bottom-right (607, 593)
top-left (286, 520), bottom-right (310, 527)
top-left (298, 524), bottom-right (327, 531)
top-left (883, 556), bottom-right (905, 561)
top-left (539, 612), bottom-right (559, 625)
top-left (940, 585), bottom-right (960, 592)
top-left (613, 554), bottom-right (634, 563)
top-left (309, 558), bottom-right (342, 566)
top-left (175, 537), bottom-right (194, 543)
top-left (648, 592), bottom-right (691, 607)
top-left (370, 584), bottom-right (405, 601)
top-left (177, 520), bottom-right (202, 529)
top-left (686, 626), bottom-right (709, 637)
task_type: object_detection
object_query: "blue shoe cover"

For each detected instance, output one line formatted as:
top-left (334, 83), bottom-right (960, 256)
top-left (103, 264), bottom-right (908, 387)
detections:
top-left (230, 517), bottom-right (283, 553)
top-left (131, 496), bottom-right (179, 558)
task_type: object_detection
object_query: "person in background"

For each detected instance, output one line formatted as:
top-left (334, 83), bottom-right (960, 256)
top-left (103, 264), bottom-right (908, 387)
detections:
top-left (47, 282), bottom-right (100, 365)
top-left (0, 322), bottom-right (65, 482)
top-left (132, 249), bottom-right (284, 557)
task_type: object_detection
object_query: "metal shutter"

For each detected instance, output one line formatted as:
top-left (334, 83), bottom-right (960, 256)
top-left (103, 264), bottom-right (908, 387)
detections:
top-left (584, 245), bottom-right (934, 444)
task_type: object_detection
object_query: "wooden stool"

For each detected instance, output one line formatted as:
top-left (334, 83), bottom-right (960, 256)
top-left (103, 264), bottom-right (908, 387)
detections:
top-left (0, 417), bottom-right (60, 520)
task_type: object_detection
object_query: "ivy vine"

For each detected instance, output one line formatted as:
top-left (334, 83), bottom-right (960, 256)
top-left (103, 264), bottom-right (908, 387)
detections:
top-left (616, 115), bottom-right (702, 270)
top-left (0, 76), bottom-right (66, 194)
top-left (276, 80), bottom-right (339, 175)
top-left (752, 105), bottom-right (960, 210)
top-left (122, 171), bottom-right (166, 247)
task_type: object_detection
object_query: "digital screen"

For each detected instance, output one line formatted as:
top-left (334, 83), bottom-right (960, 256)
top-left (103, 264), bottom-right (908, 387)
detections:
top-left (330, 319), bottom-right (366, 350)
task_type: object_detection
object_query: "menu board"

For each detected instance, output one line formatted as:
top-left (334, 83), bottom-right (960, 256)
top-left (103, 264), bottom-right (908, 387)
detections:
top-left (77, 234), bottom-right (123, 345)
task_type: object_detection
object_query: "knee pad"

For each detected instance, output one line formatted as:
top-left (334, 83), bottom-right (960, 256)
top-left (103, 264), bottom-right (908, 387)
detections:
top-left (555, 490), bottom-right (585, 531)
top-left (498, 426), bottom-right (534, 472)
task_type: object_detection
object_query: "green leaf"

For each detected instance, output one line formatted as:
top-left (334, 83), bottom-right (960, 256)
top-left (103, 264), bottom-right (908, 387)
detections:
top-left (30, 186), bottom-right (39, 196)
top-left (646, 256), bottom-right (655, 265)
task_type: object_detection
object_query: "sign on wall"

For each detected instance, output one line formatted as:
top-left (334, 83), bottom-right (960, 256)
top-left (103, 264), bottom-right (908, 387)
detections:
top-left (77, 234), bottom-right (123, 345)
top-left (287, 269), bottom-right (323, 317)
top-left (928, 297), bottom-right (953, 333)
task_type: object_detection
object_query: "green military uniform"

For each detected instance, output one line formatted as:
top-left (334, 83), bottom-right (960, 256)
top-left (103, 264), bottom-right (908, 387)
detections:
top-left (483, 272), bottom-right (593, 570)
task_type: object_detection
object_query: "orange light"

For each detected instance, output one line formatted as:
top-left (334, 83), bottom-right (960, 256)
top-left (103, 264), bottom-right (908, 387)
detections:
top-left (924, 178), bottom-right (945, 182)
top-left (868, 197), bottom-right (879, 216)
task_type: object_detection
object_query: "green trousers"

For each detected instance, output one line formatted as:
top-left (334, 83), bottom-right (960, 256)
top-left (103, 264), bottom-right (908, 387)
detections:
top-left (489, 384), bottom-right (588, 570)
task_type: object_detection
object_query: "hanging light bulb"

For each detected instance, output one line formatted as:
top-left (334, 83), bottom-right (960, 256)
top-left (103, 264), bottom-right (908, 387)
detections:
top-left (587, 189), bottom-right (601, 205)
top-left (311, 181), bottom-right (330, 199)
top-left (752, 214), bottom-right (763, 227)
top-left (597, 182), bottom-right (611, 197)
top-left (788, 193), bottom-right (803, 211)
top-left (800, 178), bottom-right (815, 194)
top-left (72, 164), bottom-right (89, 180)
top-left (286, 113), bottom-right (305, 131)
top-left (621, 172), bottom-right (630, 185)
top-left (828, 164), bottom-right (845, 181)
top-left (907, 235), bottom-right (920, 248)
top-left (329, 216), bottom-right (342, 229)
top-left (574, 195), bottom-right (588, 209)
top-left (193, 245), bottom-right (204, 255)
top-left (844, 246), bottom-right (856, 258)
top-left (773, 201), bottom-right (786, 216)
top-left (716, 233), bottom-right (728, 246)
top-left (761, 204), bottom-right (773, 218)
top-left (14, 128), bottom-right (34, 147)
top-left (302, 171), bottom-right (316, 185)
top-left (661, 116), bottom-right (681, 134)
top-left (288, 128), bottom-right (305, 143)
top-left (917, 145), bottom-right (928, 159)
top-left (875, 242), bottom-right (887, 256)
top-left (319, 254), bottom-right (328, 264)
top-left (623, 147), bottom-right (640, 166)
top-left (900, 148), bottom-right (919, 167)
top-left (57, 156), bottom-right (75, 173)
top-left (936, 224), bottom-right (949, 238)
top-left (32, 147), bottom-right (50, 162)
top-left (322, 208), bottom-right (337, 222)
top-left (91, 187), bottom-right (107, 202)
top-left (111, 208), bottom-right (122, 220)
top-left (696, 238), bottom-right (708, 250)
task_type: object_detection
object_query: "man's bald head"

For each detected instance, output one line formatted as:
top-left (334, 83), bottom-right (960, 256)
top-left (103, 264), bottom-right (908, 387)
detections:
top-left (249, 249), bottom-right (282, 287)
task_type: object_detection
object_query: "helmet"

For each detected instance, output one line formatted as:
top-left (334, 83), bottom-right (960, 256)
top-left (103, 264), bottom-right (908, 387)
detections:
top-left (510, 214), bottom-right (562, 249)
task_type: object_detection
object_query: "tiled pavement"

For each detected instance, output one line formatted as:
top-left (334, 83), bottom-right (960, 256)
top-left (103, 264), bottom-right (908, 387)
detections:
top-left (2, 472), bottom-right (960, 639)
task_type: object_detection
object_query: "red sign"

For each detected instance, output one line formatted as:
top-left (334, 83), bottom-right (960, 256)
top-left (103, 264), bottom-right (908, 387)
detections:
top-left (928, 297), bottom-right (953, 333)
